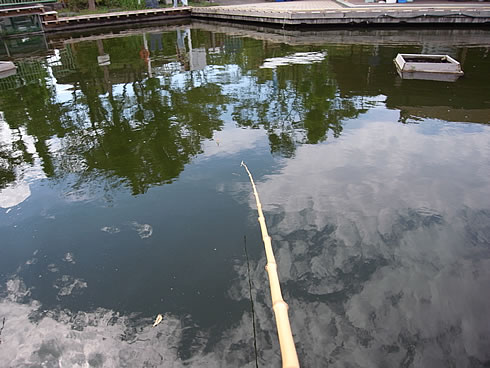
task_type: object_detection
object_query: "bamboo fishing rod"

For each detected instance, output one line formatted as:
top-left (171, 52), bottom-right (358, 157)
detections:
top-left (241, 161), bottom-right (300, 368)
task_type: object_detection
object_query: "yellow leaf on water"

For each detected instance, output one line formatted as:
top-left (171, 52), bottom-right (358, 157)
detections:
top-left (153, 314), bottom-right (163, 327)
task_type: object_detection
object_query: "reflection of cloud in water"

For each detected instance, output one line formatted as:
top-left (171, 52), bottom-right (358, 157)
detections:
top-left (63, 188), bottom-right (97, 202)
top-left (5, 278), bottom-right (31, 302)
top-left (53, 275), bottom-right (88, 297)
top-left (100, 223), bottom-right (153, 239)
top-left (0, 158), bottom-right (46, 207)
top-left (201, 126), bottom-right (267, 158)
top-left (260, 52), bottom-right (327, 69)
top-left (0, 121), bottom-right (46, 208)
top-left (25, 257), bottom-right (38, 266)
top-left (47, 264), bottom-right (59, 273)
top-left (233, 120), bottom-right (490, 366)
top-left (40, 208), bottom-right (56, 219)
top-left (131, 222), bottom-right (153, 239)
top-left (0, 297), bottom-right (184, 367)
top-left (2, 119), bottom-right (489, 366)
top-left (63, 252), bottom-right (76, 264)
top-left (0, 278), bottom-right (261, 367)
top-left (101, 226), bottom-right (121, 234)
top-left (0, 181), bottom-right (31, 209)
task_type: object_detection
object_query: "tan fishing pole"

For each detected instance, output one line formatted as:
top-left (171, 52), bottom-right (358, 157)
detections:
top-left (241, 161), bottom-right (300, 368)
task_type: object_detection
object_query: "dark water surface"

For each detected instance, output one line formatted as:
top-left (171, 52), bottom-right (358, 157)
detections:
top-left (0, 24), bottom-right (489, 367)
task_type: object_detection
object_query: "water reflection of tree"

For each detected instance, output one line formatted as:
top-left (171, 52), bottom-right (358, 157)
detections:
top-left (0, 144), bottom-right (21, 189)
top-left (0, 61), bottom-right (68, 180)
top-left (0, 32), bottom-right (371, 194)
top-left (0, 34), bottom-right (230, 195)
top-left (78, 78), bottom-right (226, 195)
top-left (59, 35), bottom-right (229, 194)
top-left (230, 60), bottom-right (364, 157)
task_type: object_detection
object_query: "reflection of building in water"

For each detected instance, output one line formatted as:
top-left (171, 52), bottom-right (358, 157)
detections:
top-left (189, 48), bottom-right (206, 71)
top-left (420, 44), bottom-right (459, 57)
top-left (149, 32), bottom-right (163, 53)
top-left (0, 33), bottom-right (47, 58)
top-left (0, 59), bottom-right (47, 90)
top-left (0, 14), bottom-right (42, 37)
top-left (151, 62), bottom-right (182, 76)
top-left (224, 36), bottom-right (243, 54)
top-left (176, 29), bottom-right (190, 71)
top-left (48, 46), bottom-right (77, 78)
top-left (45, 27), bottom-right (217, 81)
top-left (0, 46), bottom-right (76, 91)
top-left (174, 29), bottom-right (207, 72)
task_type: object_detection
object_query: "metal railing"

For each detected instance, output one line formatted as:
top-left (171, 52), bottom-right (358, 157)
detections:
top-left (0, 0), bottom-right (56, 7)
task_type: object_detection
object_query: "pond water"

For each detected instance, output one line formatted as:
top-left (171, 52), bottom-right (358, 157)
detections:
top-left (0, 23), bottom-right (489, 367)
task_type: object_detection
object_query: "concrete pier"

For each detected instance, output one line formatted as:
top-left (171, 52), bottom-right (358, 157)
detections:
top-left (192, 1), bottom-right (490, 26)
top-left (42, 7), bottom-right (191, 32)
top-left (190, 19), bottom-right (490, 45)
top-left (37, 0), bottom-right (490, 32)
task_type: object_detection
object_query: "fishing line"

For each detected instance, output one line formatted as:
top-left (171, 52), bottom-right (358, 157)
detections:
top-left (0, 317), bottom-right (5, 344)
top-left (244, 235), bottom-right (259, 368)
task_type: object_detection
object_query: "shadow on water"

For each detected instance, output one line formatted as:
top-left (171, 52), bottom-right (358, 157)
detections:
top-left (0, 22), bottom-right (489, 367)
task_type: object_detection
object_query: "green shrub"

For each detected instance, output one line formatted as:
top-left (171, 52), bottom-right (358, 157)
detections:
top-left (103, 0), bottom-right (122, 7)
top-left (66, 0), bottom-right (88, 11)
top-left (118, 0), bottom-right (145, 9)
top-left (65, 0), bottom-right (146, 11)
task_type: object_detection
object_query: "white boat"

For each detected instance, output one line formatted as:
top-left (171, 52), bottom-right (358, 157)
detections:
top-left (394, 53), bottom-right (463, 81)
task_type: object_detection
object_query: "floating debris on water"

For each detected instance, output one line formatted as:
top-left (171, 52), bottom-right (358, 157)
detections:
top-left (63, 253), bottom-right (75, 264)
top-left (101, 226), bottom-right (121, 234)
top-left (53, 275), bottom-right (87, 297)
top-left (131, 222), bottom-right (153, 239)
top-left (153, 314), bottom-right (163, 327)
top-left (47, 264), bottom-right (59, 273)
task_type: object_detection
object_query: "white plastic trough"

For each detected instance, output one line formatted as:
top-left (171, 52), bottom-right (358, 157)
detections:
top-left (0, 61), bottom-right (17, 79)
top-left (394, 54), bottom-right (464, 82)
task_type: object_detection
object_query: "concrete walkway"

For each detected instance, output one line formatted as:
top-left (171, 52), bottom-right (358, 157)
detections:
top-left (42, 7), bottom-right (191, 32)
top-left (192, 0), bottom-right (490, 25)
top-left (207, 0), bottom-right (344, 10)
top-left (340, 0), bottom-right (490, 7)
top-left (210, 0), bottom-right (490, 9)
top-left (41, 0), bottom-right (490, 32)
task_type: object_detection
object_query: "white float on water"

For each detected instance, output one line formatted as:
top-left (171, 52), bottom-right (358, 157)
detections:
top-left (394, 53), bottom-right (464, 82)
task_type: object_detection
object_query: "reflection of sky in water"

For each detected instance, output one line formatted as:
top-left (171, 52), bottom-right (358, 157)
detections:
top-left (1, 30), bottom-right (490, 367)
top-left (250, 111), bottom-right (490, 367)
top-left (0, 121), bottom-right (46, 208)
top-left (2, 112), bottom-right (489, 367)
top-left (260, 51), bottom-right (327, 69)
top-left (201, 126), bottom-right (267, 158)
